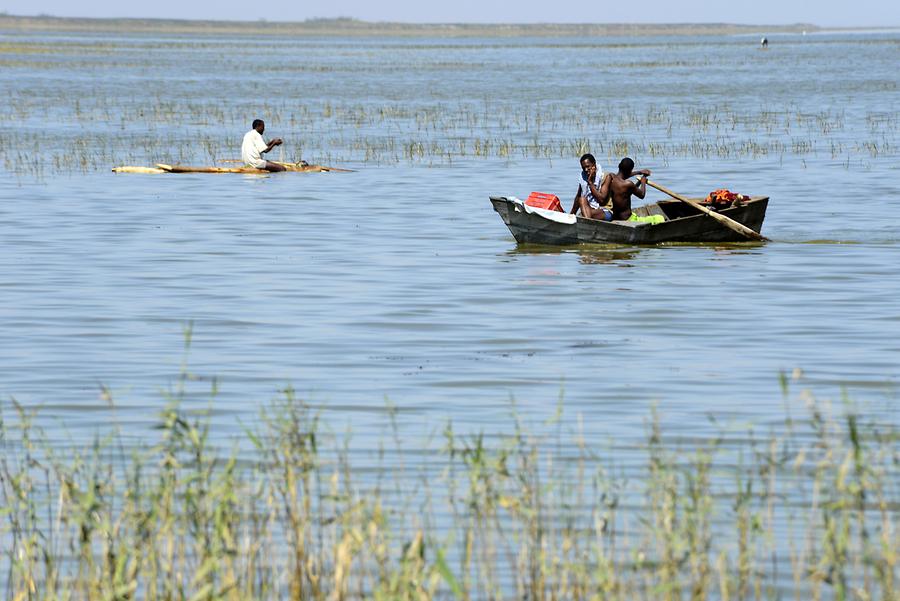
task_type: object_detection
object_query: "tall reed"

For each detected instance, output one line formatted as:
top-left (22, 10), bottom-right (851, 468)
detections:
top-left (1, 371), bottom-right (897, 600)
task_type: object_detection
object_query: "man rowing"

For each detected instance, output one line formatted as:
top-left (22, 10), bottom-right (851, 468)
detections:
top-left (570, 153), bottom-right (610, 218)
top-left (585, 157), bottom-right (652, 222)
top-left (241, 119), bottom-right (285, 172)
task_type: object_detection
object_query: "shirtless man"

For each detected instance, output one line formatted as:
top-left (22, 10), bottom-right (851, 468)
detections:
top-left (570, 154), bottom-right (610, 218)
top-left (588, 157), bottom-right (651, 221)
top-left (241, 119), bottom-right (286, 172)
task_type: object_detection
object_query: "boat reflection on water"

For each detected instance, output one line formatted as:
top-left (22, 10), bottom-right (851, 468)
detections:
top-left (505, 244), bottom-right (647, 266)
top-left (705, 243), bottom-right (767, 259)
top-left (574, 248), bottom-right (645, 265)
top-left (505, 241), bottom-right (766, 266)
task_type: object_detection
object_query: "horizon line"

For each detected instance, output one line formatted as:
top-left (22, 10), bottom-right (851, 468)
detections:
top-left (2, 14), bottom-right (899, 34)
top-left (0, 13), bottom-right (843, 28)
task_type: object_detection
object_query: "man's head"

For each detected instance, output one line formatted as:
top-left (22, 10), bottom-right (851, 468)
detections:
top-left (252, 119), bottom-right (265, 133)
top-left (618, 157), bottom-right (635, 175)
top-left (580, 153), bottom-right (596, 172)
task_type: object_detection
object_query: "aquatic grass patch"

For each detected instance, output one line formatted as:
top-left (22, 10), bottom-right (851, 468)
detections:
top-left (2, 98), bottom-right (897, 176)
top-left (1, 366), bottom-right (897, 600)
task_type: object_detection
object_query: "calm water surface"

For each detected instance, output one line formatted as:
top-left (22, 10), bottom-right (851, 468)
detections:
top-left (0, 29), bottom-right (897, 452)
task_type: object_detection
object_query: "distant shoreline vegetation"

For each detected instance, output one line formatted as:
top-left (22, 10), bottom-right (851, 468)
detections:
top-left (0, 14), bottom-right (830, 37)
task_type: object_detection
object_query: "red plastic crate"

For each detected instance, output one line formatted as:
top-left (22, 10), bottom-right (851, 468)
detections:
top-left (525, 192), bottom-right (563, 212)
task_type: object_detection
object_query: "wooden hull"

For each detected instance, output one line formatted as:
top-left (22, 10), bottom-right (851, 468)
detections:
top-left (490, 196), bottom-right (768, 245)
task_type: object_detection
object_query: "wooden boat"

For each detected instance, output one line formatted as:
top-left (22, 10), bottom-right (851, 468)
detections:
top-left (490, 195), bottom-right (769, 245)
top-left (112, 162), bottom-right (351, 174)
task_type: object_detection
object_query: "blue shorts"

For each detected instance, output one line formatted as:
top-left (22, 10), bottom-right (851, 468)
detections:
top-left (598, 208), bottom-right (614, 221)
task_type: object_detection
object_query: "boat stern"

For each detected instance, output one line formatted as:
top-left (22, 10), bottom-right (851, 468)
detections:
top-left (490, 197), bottom-right (580, 245)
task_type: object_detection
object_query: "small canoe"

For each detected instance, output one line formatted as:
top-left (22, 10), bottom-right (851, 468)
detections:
top-left (490, 195), bottom-right (768, 245)
top-left (112, 162), bottom-right (352, 174)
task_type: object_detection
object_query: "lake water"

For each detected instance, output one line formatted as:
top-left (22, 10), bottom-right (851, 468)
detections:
top-left (1, 25), bottom-right (899, 599)
top-left (0, 28), bottom-right (897, 452)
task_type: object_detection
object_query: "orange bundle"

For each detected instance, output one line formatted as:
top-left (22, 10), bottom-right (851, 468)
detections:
top-left (705, 189), bottom-right (749, 205)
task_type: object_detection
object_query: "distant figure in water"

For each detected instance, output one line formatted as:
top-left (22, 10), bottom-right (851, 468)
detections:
top-left (761, 36), bottom-right (769, 48)
top-left (241, 119), bottom-right (285, 172)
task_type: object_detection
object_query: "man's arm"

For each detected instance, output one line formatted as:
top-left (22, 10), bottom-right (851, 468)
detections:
top-left (633, 170), bottom-right (650, 199)
top-left (585, 172), bottom-right (606, 200)
top-left (261, 138), bottom-right (283, 155)
top-left (596, 173), bottom-right (611, 203)
top-left (584, 179), bottom-right (598, 203)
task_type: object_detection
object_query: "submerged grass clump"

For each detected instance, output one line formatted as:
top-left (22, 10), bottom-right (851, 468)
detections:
top-left (2, 96), bottom-right (896, 174)
top-left (1, 365), bottom-right (897, 600)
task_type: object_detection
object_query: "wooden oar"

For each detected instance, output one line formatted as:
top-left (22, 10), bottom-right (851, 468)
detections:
top-left (646, 180), bottom-right (769, 241)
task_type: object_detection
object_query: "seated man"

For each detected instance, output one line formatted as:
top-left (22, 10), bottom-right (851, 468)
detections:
top-left (241, 119), bottom-right (285, 172)
top-left (570, 153), bottom-right (610, 218)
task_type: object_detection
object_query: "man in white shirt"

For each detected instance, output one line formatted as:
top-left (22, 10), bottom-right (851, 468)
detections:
top-left (241, 119), bottom-right (285, 172)
top-left (570, 153), bottom-right (611, 220)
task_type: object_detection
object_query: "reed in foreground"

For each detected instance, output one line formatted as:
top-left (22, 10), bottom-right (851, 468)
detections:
top-left (1, 375), bottom-right (897, 600)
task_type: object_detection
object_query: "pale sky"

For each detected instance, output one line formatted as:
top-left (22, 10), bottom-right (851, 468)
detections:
top-left (1, 0), bottom-right (898, 28)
